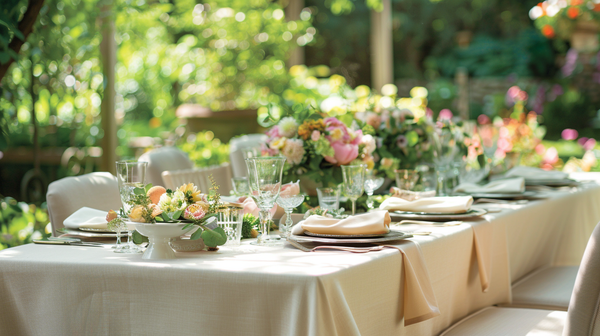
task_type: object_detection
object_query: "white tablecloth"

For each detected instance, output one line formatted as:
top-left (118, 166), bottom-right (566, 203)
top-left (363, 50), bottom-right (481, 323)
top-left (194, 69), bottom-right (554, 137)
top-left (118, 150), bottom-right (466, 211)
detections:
top-left (1, 175), bottom-right (599, 336)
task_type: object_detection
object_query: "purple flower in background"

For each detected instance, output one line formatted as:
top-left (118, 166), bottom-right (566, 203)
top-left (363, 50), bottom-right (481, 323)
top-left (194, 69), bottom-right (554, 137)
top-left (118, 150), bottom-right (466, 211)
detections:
top-left (532, 85), bottom-right (546, 115)
top-left (396, 135), bottom-right (407, 148)
top-left (547, 84), bottom-right (564, 102)
top-left (561, 128), bottom-right (579, 141)
top-left (562, 49), bottom-right (579, 77)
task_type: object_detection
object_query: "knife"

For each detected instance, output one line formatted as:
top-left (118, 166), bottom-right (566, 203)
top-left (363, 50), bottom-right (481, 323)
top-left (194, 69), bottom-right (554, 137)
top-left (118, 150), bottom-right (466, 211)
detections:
top-left (33, 239), bottom-right (107, 247)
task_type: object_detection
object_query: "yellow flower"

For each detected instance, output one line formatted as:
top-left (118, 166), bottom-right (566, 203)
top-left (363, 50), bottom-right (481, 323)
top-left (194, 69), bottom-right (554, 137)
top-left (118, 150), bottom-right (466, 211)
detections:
top-left (330, 128), bottom-right (343, 141)
top-left (128, 205), bottom-right (146, 223)
top-left (381, 157), bottom-right (394, 168)
top-left (270, 137), bottom-right (287, 150)
top-left (178, 183), bottom-right (203, 203)
top-left (195, 201), bottom-right (210, 212)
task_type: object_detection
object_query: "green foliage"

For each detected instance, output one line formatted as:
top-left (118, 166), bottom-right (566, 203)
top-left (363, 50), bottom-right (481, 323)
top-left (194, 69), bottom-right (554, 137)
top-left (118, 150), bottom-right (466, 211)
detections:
top-left (241, 213), bottom-right (258, 239)
top-left (0, 0), bottom-right (27, 65)
top-left (199, 226), bottom-right (227, 247)
top-left (178, 131), bottom-right (230, 167)
top-left (0, 198), bottom-right (50, 250)
top-left (542, 88), bottom-right (600, 141)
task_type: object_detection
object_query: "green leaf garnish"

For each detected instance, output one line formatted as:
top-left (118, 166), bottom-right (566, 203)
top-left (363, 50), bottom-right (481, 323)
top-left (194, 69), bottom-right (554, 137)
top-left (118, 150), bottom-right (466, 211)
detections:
top-left (200, 227), bottom-right (227, 247)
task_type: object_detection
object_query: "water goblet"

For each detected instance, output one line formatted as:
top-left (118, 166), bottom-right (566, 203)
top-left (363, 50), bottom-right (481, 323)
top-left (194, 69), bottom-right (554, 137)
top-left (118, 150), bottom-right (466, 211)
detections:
top-left (115, 160), bottom-right (147, 253)
top-left (316, 187), bottom-right (340, 211)
top-left (245, 156), bottom-right (286, 245)
top-left (276, 194), bottom-right (305, 238)
top-left (342, 164), bottom-right (367, 215)
top-left (231, 176), bottom-right (250, 197)
top-left (364, 170), bottom-right (384, 210)
top-left (395, 169), bottom-right (420, 191)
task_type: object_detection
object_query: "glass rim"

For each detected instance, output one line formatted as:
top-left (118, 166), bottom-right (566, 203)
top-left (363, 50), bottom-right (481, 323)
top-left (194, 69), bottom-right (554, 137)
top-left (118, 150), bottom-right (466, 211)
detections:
top-left (116, 160), bottom-right (148, 164)
top-left (244, 156), bottom-right (286, 162)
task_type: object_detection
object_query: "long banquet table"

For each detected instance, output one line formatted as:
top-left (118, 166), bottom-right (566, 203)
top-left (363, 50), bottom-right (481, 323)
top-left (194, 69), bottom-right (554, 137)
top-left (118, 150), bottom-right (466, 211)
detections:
top-left (1, 174), bottom-right (600, 336)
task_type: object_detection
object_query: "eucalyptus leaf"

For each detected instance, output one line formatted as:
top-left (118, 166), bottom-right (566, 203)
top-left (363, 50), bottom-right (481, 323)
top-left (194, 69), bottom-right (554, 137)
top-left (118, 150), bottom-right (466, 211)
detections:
top-left (133, 187), bottom-right (145, 195)
top-left (132, 230), bottom-right (148, 244)
top-left (172, 209), bottom-right (183, 220)
top-left (190, 228), bottom-right (203, 240)
top-left (200, 227), bottom-right (227, 247)
top-left (144, 184), bottom-right (153, 193)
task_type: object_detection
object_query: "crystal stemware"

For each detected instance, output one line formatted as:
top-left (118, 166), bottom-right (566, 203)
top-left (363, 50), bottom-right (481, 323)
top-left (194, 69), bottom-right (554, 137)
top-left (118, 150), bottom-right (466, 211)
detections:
top-left (342, 164), bottom-right (367, 215)
top-left (115, 160), bottom-right (147, 253)
top-left (231, 176), bottom-right (250, 197)
top-left (431, 128), bottom-right (458, 196)
top-left (245, 156), bottom-right (286, 245)
top-left (364, 170), bottom-right (384, 210)
top-left (395, 169), bottom-right (420, 190)
top-left (276, 194), bottom-right (305, 238)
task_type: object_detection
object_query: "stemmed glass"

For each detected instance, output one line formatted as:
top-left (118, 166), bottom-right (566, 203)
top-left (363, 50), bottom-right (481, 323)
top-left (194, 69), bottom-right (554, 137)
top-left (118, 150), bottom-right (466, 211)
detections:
top-left (364, 170), bottom-right (384, 210)
top-left (276, 194), bottom-right (305, 238)
top-left (231, 176), bottom-right (250, 197)
top-left (115, 160), bottom-right (147, 253)
top-left (245, 156), bottom-right (286, 245)
top-left (342, 164), bottom-right (367, 215)
top-left (431, 128), bottom-right (458, 196)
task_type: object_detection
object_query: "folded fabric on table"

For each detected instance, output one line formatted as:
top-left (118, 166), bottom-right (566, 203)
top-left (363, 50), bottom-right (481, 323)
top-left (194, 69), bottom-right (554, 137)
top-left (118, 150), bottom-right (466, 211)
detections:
top-left (454, 177), bottom-right (525, 194)
top-left (291, 211), bottom-right (391, 235)
top-left (505, 166), bottom-right (568, 181)
top-left (63, 207), bottom-right (110, 230)
top-left (379, 196), bottom-right (473, 213)
top-left (389, 187), bottom-right (436, 201)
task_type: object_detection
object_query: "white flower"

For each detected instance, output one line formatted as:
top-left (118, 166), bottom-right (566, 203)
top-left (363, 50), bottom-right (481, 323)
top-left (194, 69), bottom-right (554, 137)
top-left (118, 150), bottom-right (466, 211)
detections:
top-left (361, 134), bottom-right (376, 154)
top-left (158, 191), bottom-right (187, 213)
top-left (278, 117), bottom-right (299, 138)
top-left (281, 138), bottom-right (305, 165)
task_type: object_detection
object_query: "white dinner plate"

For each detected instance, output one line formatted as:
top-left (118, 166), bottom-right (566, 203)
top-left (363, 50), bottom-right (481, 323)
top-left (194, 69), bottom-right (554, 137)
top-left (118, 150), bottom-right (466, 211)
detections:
top-left (289, 230), bottom-right (412, 244)
top-left (57, 228), bottom-right (119, 238)
top-left (453, 191), bottom-right (539, 199)
top-left (303, 231), bottom-right (389, 239)
top-left (390, 208), bottom-right (487, 220)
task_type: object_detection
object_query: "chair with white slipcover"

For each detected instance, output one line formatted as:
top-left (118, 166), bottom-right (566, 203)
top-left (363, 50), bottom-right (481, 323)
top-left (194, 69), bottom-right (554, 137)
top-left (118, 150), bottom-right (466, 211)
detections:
top-left (46, 172), bottom-right (122, 236)
top-left (439, 221), bottom-right (600, 336)
top-left (138, 147), bottom-right (194, 187)
top-left (229, 134), bottom-right (267, 178)
top-left (161, 163), bottom-right (233, 195)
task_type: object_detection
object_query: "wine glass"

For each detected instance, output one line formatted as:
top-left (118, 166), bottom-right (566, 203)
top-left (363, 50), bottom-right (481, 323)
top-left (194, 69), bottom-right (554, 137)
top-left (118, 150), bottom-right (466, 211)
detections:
top-left (231, 176), bottom-right (250, 197)
top-left (364, 170), bottom-right (384, 210)
top-left (431, 128), bottom-right (458, 196)
top-left (342, 164), bottom-right (367, 215)
top-left (395, 169), bottom-right (420, 190)
top-left (245, 156), bottom-right (286, 245)
top-left (115, 160), bottom-right (147, 253)
top-left (276, 194), bottom-right (305, 238)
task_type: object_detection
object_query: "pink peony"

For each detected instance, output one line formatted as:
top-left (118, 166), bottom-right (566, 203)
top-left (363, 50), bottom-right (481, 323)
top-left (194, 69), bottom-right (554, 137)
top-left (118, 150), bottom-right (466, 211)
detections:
top-left (366, 112), bottom-right (382, 129)
top-left (321, 117), bottom-right (362, 166)
top-left (281, 139), bottom-right (305, 165)
top-left (184, 204), bottom-right (206, 221)
top-left (325, 142), bottom-right (360, 165)
top-left (239, 196), bottom-right (277, 217)
top-left (279, 181), bottom-right (300, 197)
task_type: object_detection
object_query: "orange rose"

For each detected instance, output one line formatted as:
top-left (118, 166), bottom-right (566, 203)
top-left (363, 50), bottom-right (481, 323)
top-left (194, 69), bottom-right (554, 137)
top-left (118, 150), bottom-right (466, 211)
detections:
top-left (106, 210), bottom-right (118, 222)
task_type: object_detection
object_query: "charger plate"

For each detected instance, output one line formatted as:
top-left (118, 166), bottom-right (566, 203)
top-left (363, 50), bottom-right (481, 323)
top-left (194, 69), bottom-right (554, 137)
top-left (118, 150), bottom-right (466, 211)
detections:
top-left (453, 191), bottom-right (539, 199)
top-left (391, 208), bottom-right (487, 221)
top-left (57, 228), bottom-right (119, 238)
top-left (290, 230), bottom-right (412, 244)
top-left (525, 179), bottom-right (578, 187)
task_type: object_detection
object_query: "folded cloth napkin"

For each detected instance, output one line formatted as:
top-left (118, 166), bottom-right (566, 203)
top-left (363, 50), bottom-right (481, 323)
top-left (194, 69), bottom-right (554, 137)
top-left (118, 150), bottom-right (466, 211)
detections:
top-left (379, 196), bottom-right (473, 213)
top-left (63, 207), bottom-right (110, 230)
top-left (505, 166), bottom-right (568, 181)
top-left (291, 211), bottom-right (391, 235)
top-left (389, 187), bottom-right (436, 201)
top-left (454, 177), bottom-right (525, 194)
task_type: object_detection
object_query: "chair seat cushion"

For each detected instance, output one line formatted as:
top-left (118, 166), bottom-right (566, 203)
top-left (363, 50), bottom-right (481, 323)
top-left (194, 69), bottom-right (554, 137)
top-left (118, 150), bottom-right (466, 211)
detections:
top-left (440, 307), bottom-right (566, 336)
top-left (508, 266), bottom-right (578, 310)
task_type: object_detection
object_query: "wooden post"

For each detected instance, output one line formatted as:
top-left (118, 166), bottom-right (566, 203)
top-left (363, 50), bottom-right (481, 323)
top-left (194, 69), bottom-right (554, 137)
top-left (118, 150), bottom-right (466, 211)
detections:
top-left (370, 0), bottom-right (393, 92)
top-left (285, 0), bottom-right (305, 67)
top-left (100, 6), bottom-right (117, 174)
top-left (455, 67), bottom-right (469, 120)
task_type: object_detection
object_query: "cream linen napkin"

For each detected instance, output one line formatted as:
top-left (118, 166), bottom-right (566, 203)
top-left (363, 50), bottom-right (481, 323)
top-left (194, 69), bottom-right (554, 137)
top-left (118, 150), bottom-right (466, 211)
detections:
top-left (379, 196), bottom-right (473, 213)
top-left (454, 177), bottom-right (525, 194)
top-left (505, 166), bottom-right (568, 180)
top-left (292, 211), bottom-right (391, 235)
top-left (63, 207), bottom-right (109, 230)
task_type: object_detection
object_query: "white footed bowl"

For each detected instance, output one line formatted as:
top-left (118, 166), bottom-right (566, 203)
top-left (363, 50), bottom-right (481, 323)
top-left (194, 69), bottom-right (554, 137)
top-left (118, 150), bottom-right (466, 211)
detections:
top-left (134, 223), bottom-right (195, 260)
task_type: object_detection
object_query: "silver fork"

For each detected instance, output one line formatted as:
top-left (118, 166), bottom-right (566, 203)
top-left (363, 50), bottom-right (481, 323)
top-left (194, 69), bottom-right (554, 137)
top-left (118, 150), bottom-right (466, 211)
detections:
top-left (287, 239), bottom-right (385, 253)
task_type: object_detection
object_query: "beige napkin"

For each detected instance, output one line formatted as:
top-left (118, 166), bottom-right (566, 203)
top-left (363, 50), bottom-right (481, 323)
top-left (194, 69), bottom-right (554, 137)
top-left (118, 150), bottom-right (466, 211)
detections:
top-left (382, 241), bottom-right (441, 325)
top-left (292, 211), bottom-right (391, 235)
top-left (379, 196), bottom-right (473, 213)
top-left (389, 187), bottom-right (436, 201)
top-left (63, 207), bottom-right (110, 230)
top-left (505, 166), bottom-right (568, 180)
top-left (454, 177), bottom-right (525, 194)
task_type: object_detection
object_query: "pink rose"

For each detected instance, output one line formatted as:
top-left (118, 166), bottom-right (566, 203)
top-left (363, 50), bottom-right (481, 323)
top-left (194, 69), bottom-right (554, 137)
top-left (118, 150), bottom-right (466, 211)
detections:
top-left (311, 130), bottom-right (320, 141)
top-left (324, 142), bottom-right (360, 165)
top-left (366, 112), bottom-right (382, 129)
top-left (266, 125), bottom-right (281, 139)
top-left (279, 181), bottom-right (300, 197)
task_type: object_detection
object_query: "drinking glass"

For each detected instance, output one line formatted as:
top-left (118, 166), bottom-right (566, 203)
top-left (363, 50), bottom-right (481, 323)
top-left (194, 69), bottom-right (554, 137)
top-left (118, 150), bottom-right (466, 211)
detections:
top-left (316, 187), bottom-right (340, 211)
top-left (432, 128), bottom-right (458, 196)
top-left (395, 169), bottom-right (420, 191)
top-left (342, 164), bottom-right (367, 215)
top-left (276, 194), bottom-right (305, 238)
top-left (363, 170), bottom-right (384, 210)
top-left (115, 160), bottom-right (147, 253)
top-left (216, 205), bottom-right (244, 245)
top-left (231, 176), bottom-right (250, 197)
top-left (245, 156), bottom-right (286, 245)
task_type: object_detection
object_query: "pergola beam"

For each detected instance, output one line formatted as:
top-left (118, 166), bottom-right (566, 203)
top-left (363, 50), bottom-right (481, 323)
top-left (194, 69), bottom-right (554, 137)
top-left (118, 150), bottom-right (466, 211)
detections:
top-left (100, 6), bottom-right (117, 174)
top-left (370, 0), bottom-right (393, 92)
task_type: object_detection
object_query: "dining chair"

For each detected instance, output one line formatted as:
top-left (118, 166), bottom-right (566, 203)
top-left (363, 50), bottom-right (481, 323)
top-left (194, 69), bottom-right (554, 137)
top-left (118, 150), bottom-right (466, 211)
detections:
top-left (438, 221), bottom-right (600, 336)
top-left (46, 172), bottom-right (122, 236)
top-left (229, 134), bottom-right (267, 178)
top-left (138, 146), bottom-right (194, 187)
top-left (161, 163), bottom-right (234, 195)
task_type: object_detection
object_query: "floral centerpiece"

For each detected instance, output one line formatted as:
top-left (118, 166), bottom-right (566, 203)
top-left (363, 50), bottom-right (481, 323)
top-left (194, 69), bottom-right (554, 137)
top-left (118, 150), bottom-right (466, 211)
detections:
top-left (261, 111), bottom-right (372, 192)
top-left (107, 179), bottom-right (228, 249)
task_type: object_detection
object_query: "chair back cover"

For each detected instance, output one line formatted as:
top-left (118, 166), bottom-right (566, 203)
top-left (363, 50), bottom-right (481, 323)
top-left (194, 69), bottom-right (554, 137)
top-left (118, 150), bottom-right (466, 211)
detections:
top-left (162, 163), bottom-right (233, 195)
top-left (138, 147), bottom-right (194, 187)
top-left (564, 221), bottom-right (600, 336)
top-left (46, 172), bottom-right (122, 236)
top-left (229, 134), bottom-right (267, 177)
